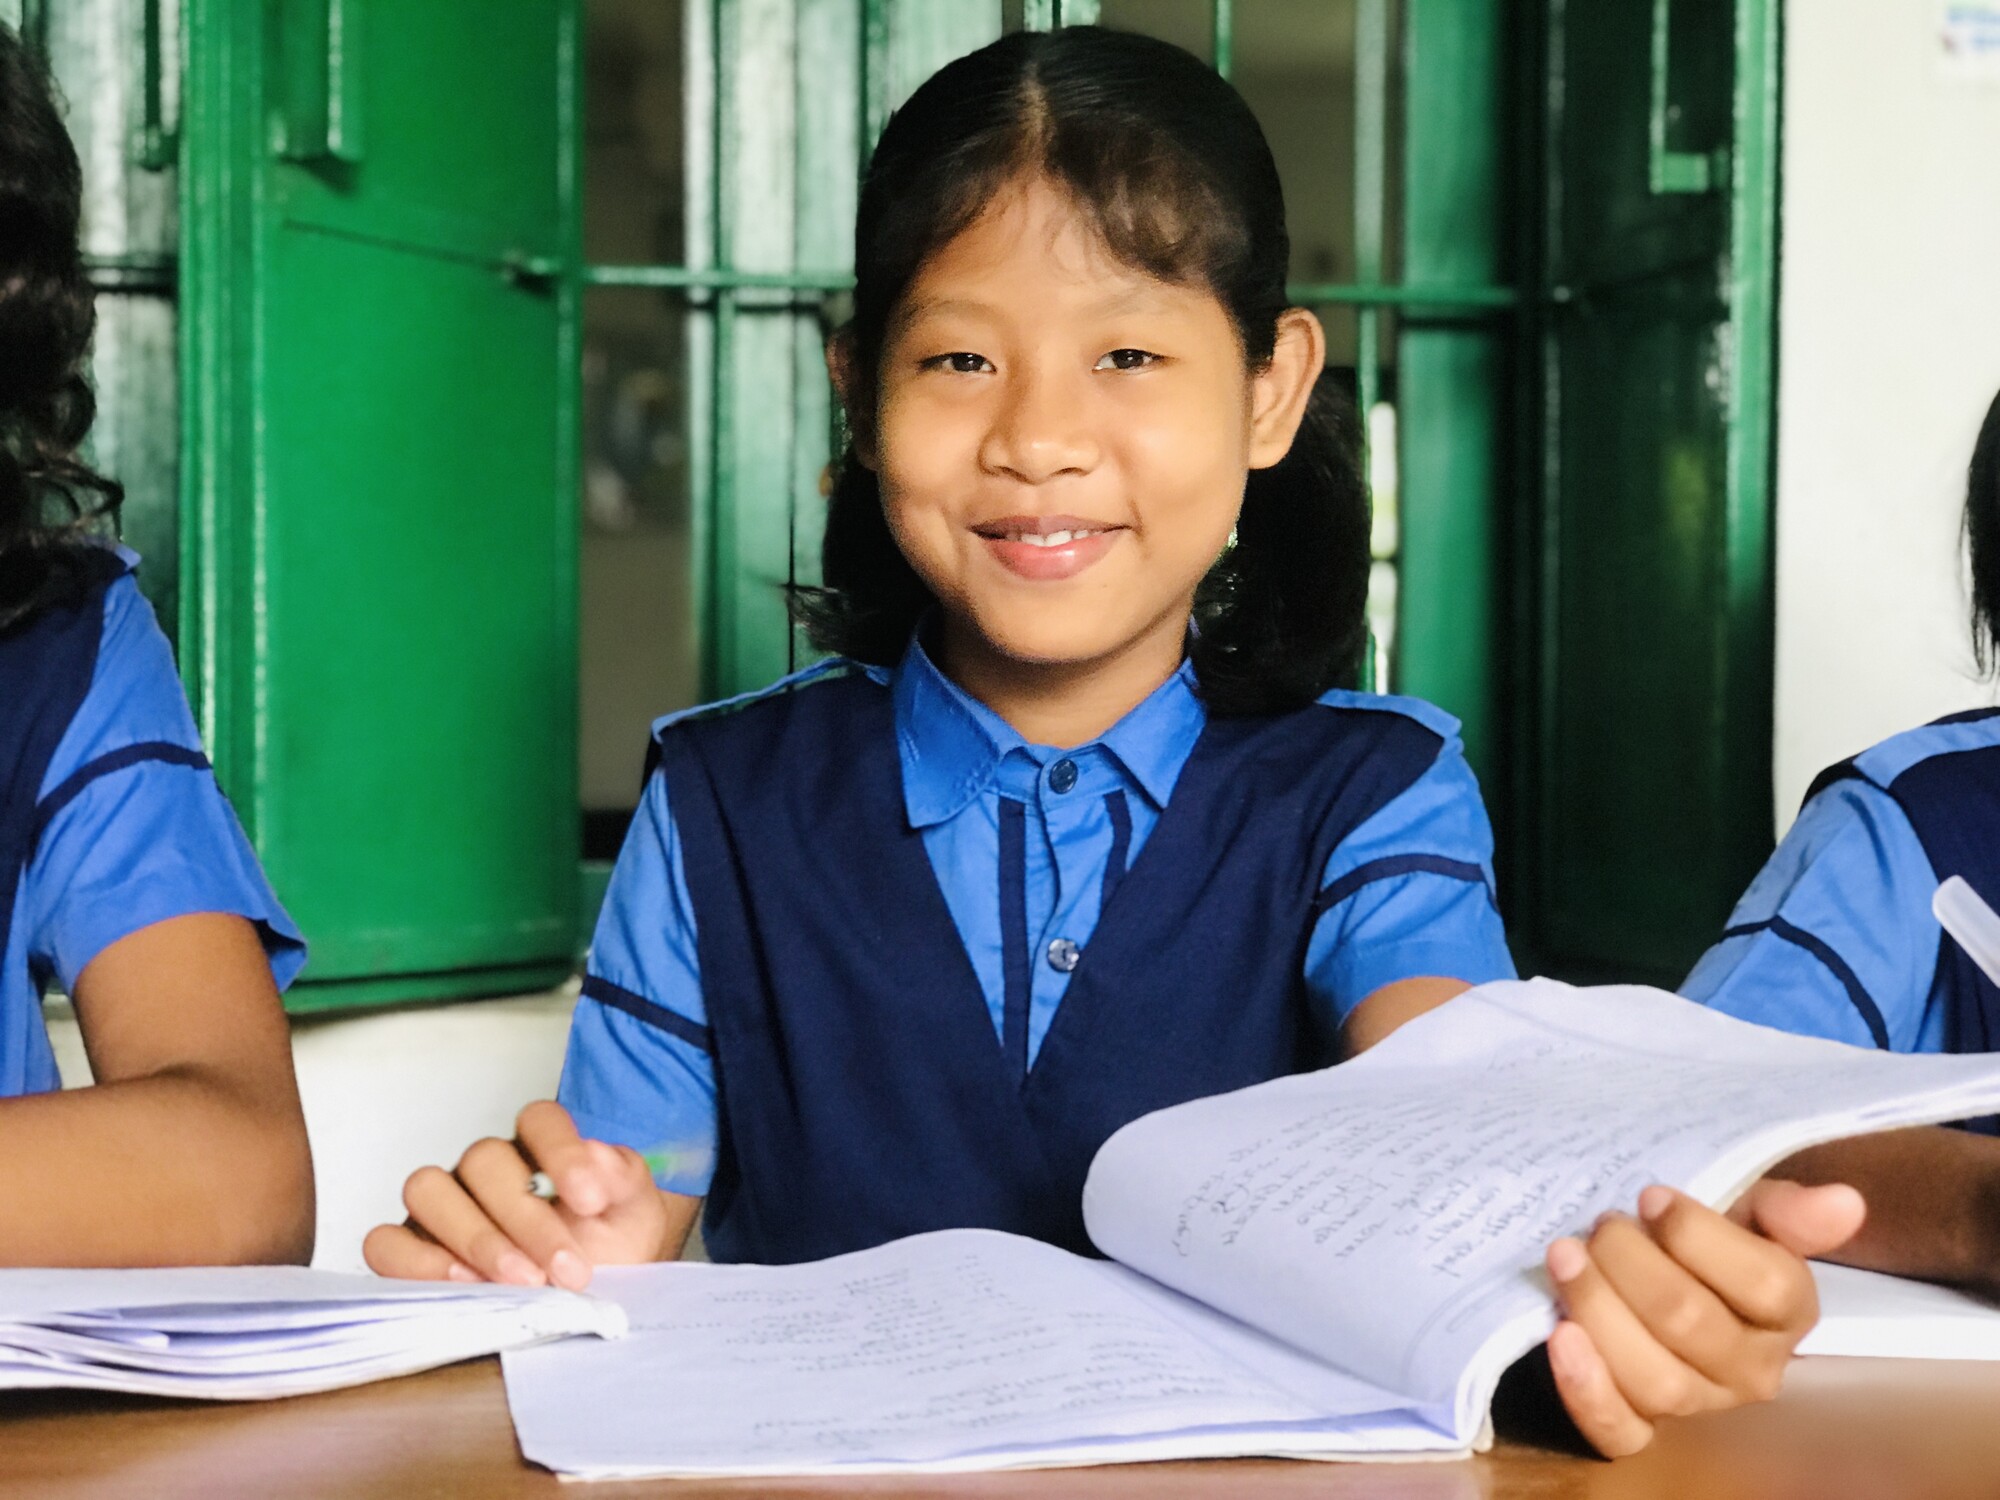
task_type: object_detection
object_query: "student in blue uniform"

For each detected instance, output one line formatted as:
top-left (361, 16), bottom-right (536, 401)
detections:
top-left (0, 24), bottom-right (313, 1264)
top-left (370, 28), bottom-right (1863, 1455)
top-left (1684, 387), bottom-right (2000, 1291)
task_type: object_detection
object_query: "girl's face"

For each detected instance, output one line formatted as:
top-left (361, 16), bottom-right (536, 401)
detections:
top-left (858, 175), bottom-right (1323, 686)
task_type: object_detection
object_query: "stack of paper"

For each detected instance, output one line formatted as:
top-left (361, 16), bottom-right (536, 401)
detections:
top-left (0, 1265), bottom-right (626, 1400)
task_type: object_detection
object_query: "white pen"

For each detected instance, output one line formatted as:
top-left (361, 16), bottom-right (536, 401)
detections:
top-left (1931, 876), bottom-right (2000, 988)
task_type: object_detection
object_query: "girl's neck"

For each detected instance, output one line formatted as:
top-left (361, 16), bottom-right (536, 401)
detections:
top-left (934, 614), bottom-right (1189, 748)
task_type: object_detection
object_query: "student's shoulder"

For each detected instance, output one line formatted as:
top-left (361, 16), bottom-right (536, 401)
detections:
top-left (648, 657), bottom-right (884, 749)
top-left (42, 551), bottom-right (204, 795)
top-left (1305, 687), bottom-right (1465, 762)
top-left (1821, 708), bottom-right (2000, 797)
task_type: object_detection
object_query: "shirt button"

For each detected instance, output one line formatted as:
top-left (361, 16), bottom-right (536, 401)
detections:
top-left (1047, 938), bottom-right (1082, 973)
top-left (1049, 758), bottom-right (1079, 794)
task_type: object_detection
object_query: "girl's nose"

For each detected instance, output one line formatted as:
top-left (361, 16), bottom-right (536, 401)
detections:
top-left (978, 365), bottom-right (1099, 484)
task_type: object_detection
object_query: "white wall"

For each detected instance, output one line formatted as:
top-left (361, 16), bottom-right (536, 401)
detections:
top-left (1774, 0), bottom-right (2000, 822)
top-left (50, 990), bottom-right (577, 1271)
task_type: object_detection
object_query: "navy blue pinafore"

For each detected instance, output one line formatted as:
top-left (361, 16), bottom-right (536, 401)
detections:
top-left (654, 669), bottom-right (1446, 1263)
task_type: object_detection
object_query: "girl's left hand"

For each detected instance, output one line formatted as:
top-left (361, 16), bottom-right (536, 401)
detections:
top-left (1545, 1178), bottom-right (1867, 1457)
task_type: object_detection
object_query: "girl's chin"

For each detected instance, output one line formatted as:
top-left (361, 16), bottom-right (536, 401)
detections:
top-left (952, 604), bottom-right (1175, 675)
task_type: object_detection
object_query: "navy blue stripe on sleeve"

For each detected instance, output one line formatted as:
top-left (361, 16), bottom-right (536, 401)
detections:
top-left (1719, 918), bottom-right (1892, 1050)
top-left (1312, 853), bottom-right (1488, 917)
top-left (29, 741), bottom-right (213, 853)
top-left (580, 973), bottom-right (715, 1053)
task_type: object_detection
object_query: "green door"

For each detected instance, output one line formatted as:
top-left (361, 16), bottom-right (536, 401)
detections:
top-left (181, 0), bottom-right (580, 1007)
top-left (1524, 0), bottom-right (1779, 983)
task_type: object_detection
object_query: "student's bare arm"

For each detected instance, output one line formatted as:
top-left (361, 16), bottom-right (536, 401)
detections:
top-left (1766, 1127), bottom-right (2000, 1295)
top-left (1339, 975), bottom-right (1472, 1056)
top-left (365, 1101), bottom-right (700, 1286)
top-left (0, 913), bottom-right (314, 1266)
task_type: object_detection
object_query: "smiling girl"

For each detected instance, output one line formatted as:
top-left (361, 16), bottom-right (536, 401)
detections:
top-left (368, 26), bottom-right (1863, 1456)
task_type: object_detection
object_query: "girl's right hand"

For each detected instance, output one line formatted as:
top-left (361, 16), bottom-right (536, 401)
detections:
top-left (363, 1101), bottom-right (691, 1289)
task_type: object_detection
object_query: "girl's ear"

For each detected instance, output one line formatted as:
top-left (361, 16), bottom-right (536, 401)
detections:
top-left (1246, 308), bottom-right (1328, 470)
top-left (825, 332), bottom-right (879, 471)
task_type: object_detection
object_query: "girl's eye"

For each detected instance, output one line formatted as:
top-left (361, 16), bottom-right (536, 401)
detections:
top-left (921, 352), bottom-right (993, 374)
top-left (1096, 348), bottom-right (1161, 371)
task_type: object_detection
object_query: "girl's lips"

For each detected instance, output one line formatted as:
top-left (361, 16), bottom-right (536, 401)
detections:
top-left (972, 517), bottom-right (1125, 581)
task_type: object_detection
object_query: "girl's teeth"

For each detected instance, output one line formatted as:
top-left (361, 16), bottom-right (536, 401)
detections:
top-left (1004, 528), bottom-right (1096, 547)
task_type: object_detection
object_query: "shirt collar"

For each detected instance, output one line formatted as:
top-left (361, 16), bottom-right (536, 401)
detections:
top-left (889, 634), bottom-right (1207, 828)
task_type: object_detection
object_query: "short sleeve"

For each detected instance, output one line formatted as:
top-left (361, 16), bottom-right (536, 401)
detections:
top-left (23, 575), bottom-right (305, 993)
top-left (1680, 780), bottom-right (1941, 1051)
top-left (1304, 724), bottom-right (1516, 1025)
top-left (557, 767), bottom-right (718, 1196)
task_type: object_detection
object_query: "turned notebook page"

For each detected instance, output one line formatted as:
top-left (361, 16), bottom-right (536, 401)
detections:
top-left (1083, 978), bottom-right (2000, 1436)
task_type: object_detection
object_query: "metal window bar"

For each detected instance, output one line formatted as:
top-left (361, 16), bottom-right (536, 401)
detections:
top-left (583, 0), bottom-right (1516, 696)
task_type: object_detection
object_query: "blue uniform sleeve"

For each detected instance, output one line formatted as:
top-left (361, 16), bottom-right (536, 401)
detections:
top-left (1304, 716), bottom-right (1516, 1027)
top-left (1681, 780), bottom-right (1941, 1051)
top-left (556, 767), bottom-right (718, 1196)
top-left (23, 575), bottom-right (304, 994)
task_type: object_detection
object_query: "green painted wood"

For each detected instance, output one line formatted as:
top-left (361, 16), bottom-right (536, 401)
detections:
top-left (1530, 0), bottom-right (1775, 985)
top-left (1396, 0), bottom-right (1507, 778)
top-left (182, 0), bottom-right (579, 1003)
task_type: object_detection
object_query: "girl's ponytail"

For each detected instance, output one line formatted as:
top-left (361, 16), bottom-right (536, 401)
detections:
top-left (1191, 375), bottom-right (1370, 713)
top-left (1968, 388), bottom-right (2000, 677)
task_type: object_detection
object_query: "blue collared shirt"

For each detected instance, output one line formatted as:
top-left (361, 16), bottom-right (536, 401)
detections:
top-left (4, 560), bottom-right (305, 1097)
top-left (561, 640), bottom-right (1517, 1194)
top-left (1681, 715), bottom-right (2000, 1051)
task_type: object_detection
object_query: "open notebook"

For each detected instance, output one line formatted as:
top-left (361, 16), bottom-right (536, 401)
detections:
top-left (503, 978), bottom-right (2000, 1479)
top-left (0, 1267), bottom-right (625, 1400)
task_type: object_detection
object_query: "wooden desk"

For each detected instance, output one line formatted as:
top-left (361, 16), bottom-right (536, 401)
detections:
top-left (4, 1356), bottom-right (1999, 1500)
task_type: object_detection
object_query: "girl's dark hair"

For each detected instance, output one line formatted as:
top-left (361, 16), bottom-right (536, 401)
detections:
top-left (792, 25), bottom-right (1369, 714)
top-left (0, 23), bottom-right (122, 631)
top-left (1969, 388), bottom-right (2000, 676)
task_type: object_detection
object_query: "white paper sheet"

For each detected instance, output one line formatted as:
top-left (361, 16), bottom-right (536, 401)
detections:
top-left (1802, 1262), bottom-right (2000, 1360)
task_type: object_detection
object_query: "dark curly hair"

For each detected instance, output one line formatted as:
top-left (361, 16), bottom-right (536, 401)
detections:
top-left (791, 26), bottom-right (1370, 714)
top-left (0, 22), bottom-right (122, 631)
top-left (1969, 388), bottom-right (2000, 676)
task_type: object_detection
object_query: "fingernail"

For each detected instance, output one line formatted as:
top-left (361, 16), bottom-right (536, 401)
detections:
top-left (1639, 1185), bottom-right (1674, 1222)
top-left (498, 1251), bottom-right (545, 1287)
top-left (551, 1249), bottom-right (591, 1291)
top-left (1548, 1237), bottom-right (1588, 1283)
top-left (445, 1262), bottom-right (480, 1284)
